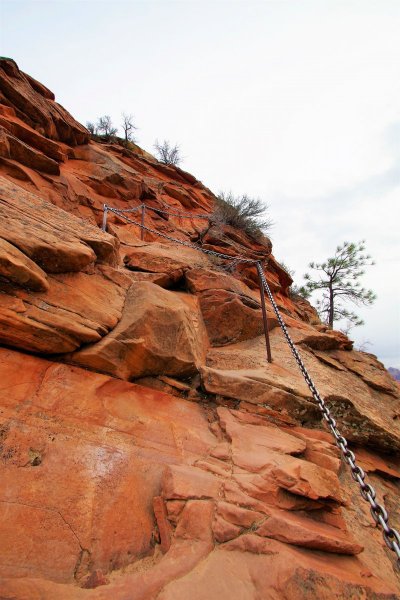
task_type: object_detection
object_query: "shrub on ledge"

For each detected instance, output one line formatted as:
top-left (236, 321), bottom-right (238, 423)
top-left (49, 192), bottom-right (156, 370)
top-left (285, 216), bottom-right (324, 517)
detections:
top-left (212, 192), bottom-right (272, 241)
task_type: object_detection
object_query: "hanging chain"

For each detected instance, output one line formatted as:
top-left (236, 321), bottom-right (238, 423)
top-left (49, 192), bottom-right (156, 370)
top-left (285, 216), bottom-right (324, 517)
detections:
top-left (107, 207), bottom-right (255, 263)
top-left (256, 263), bottom-right (400, 568)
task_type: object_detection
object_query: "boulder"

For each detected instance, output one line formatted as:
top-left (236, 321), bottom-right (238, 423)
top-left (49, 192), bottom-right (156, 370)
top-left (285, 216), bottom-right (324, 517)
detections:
top-left (0, 269), bottom-right (129, 353)
top-left (0, 237), bottom-right (49, 291)
top-left (185, 267), bottom-right (279, 346)
top-left (0, 127), bottom-right (60, 174)
top-left (198, 288), bottom-right (278, 346)
top-left (124, 241), bottom-right (209, 287)
top-left (0, 176), bottom-right (118, 272)
top-left (69, 282), bottom-right (208, 380)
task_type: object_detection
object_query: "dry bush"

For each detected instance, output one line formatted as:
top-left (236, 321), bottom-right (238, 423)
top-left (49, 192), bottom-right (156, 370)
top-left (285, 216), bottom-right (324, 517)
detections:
top-left (154, 139), bottom-right (182, 165)
top-left (212, 192), bottom-right (273, 240)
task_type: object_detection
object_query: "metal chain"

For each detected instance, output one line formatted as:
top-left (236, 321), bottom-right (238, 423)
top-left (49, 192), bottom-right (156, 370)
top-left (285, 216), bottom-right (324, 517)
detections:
top-left (103, 203), bottom-right (143, 213)
top-left (105, 202), bottom-right (210, 219)
top-left (108, 207), bottom-right (255, 263)
top-left (256, 262), bottom-right (400, 568)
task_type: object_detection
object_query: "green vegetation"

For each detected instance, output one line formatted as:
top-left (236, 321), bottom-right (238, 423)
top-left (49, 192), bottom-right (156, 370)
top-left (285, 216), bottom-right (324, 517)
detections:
top-left (303, 240), bottom-right (376, 329)
top-left (212, 192), bottom-right (272, 241)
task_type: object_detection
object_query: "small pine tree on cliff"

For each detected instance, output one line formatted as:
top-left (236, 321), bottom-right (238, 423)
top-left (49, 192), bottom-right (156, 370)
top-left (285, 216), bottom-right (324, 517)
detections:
top-left (303, 240), bottom-right (376, 329)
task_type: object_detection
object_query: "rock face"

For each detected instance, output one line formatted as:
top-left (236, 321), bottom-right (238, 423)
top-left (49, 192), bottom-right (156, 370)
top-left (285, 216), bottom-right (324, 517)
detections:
top-left (0, 60), bottom-right (399, 599)
top-left (69, 282), bottom-right (208, 380)
top-left (1, 349), bottom-right (399, 599)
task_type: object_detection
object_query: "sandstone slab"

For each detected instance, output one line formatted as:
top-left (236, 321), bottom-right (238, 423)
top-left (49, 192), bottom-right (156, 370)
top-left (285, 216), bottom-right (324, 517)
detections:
top-left (0, 176), bottom-right (118, 272)
top-left (0, 237), bottom-right (49, 291)
top-left (70, 282), bottom-right (208, 380)
top-left (0, 269), bottom-right (129, 353)
top-left (0, 59), bottom-right (89, 145)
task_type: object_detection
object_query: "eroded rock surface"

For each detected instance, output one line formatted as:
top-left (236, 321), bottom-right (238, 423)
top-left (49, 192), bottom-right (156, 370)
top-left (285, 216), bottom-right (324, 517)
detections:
top-left (69, 282), bottom-right (208, 380)
top-left (0, 60), bottom-right (399, 599)
top-left (1, 349), bottom-right (399, 599)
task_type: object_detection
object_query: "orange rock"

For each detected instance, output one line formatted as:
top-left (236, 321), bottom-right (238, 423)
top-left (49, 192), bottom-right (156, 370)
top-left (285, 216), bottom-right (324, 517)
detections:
top-left (174, 500), bottom-right (214, 543)
top-left (212, 514), bottom-right (242, 542)
top-left (1, 62), bottom-right (400, 599)
top-left (70, 282), bottom-right (208, 380)
top-left (217, 407), bottom-right (306, 474)
top-left (81, 570), bottom-right (109, 589)
top-left (0, 269), bottom-right (129, 353)
top-left (156, 543), bottom-right (397, 599)
top-left (1, 126), bottom-right (60, 174)
top-left (0, 114), bottom-right (65, 161)
top-left (0, 176), bottom-right (118, 272)
top-left (153, 496), bottom-right (172, 553)
top-left (0, 237), bottom-right (49, 291)
top-left (198, 288), bottom-right (278, 346)
top-left (257, 508), bottom-right (363, 555)
top-left (216, 501), bottom-right (264, 528)
top-left (185, 267), bottom-right (260, 297)
top-left (162, 465), bottom-right (221, 500)
top-left (0, 58), bottom-right (89, 145)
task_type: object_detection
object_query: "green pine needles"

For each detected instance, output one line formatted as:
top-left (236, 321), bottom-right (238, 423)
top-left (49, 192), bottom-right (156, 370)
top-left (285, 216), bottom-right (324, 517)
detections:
top-left (303, 241), bottom-right (376, 329)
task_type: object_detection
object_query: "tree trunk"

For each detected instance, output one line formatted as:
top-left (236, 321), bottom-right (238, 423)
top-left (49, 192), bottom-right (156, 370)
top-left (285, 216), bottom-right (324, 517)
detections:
top-left (328, 282), bottom-right (334, 328)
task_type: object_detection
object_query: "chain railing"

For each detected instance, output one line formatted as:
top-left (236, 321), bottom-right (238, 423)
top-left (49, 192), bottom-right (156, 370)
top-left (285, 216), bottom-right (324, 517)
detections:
top-left (102, 201), bottom-right (400, 569)
top-left (256, 263), bottom-right (400, 569)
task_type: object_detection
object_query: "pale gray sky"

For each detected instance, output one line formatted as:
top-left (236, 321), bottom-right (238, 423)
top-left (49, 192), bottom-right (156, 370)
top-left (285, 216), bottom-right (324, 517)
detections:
top-left (1, 0), bottom-right (399, 367)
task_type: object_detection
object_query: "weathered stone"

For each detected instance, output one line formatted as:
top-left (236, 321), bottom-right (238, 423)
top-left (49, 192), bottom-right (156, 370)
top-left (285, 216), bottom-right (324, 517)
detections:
top-left (0, 59), bottom-right (89, 144)
top-left (0, 270), bottom-right (129, 353)
top-left (257, 508), bottom-right (363, 555)
top-left (124, 241), bottom-right (209, 283)
top-left (0, 63), bottom-right (400, 600)
top-left (198, 288), bottom-right (278, 346)
top-left (0, 237), bottom-right (49, 291)
top-left (70, 282), bottom-right (208, 380)
top-left (1, 127), bottom-right (60, 174)
top-left (162, 465), bottom-right (221, 500)
top-left (0, 176), bottom-right (118, 272)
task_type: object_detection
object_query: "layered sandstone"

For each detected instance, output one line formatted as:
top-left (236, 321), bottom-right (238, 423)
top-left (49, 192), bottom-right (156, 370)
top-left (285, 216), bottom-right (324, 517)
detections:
top-left (0, 58), bottom-right (399, 599)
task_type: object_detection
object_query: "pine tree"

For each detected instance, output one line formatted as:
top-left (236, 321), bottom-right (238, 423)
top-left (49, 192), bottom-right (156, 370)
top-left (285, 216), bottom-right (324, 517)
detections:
top-left (303, 241), bottom-right (376, 329)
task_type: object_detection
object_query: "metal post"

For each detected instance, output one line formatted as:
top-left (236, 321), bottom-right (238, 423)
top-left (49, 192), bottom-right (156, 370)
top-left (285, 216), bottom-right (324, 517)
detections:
top-left (141, 204), bottom-right (145, 241)
top-left (102, 204), bottom-right (108, 232)
top-left (256, 262), bottom-right (272, 363)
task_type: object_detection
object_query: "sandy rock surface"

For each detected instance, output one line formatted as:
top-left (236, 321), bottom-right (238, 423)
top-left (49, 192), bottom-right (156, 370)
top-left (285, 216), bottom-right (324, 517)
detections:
top-left (0, 58), bottom-right (399, 598)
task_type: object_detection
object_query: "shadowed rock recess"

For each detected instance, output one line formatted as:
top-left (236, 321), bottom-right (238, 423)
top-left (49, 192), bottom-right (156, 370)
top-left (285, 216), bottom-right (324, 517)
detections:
top-left (0, 58), bottom-right (399, 599)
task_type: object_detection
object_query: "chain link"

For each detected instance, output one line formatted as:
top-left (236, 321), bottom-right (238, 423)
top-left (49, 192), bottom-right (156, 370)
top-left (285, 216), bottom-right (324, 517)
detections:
top-left (256, 262), bottom-right (400, 568)
top-left (104, 204), bottom-right (143, 213)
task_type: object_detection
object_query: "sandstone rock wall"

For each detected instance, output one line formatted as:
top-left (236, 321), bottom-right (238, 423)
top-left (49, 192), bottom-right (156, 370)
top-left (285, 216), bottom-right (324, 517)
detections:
top-left (0, 59), bottom-right (399, 599)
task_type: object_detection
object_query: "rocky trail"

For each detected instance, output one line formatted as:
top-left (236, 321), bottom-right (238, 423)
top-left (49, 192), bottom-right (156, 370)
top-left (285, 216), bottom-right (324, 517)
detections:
top-left (0, 58), bottom-right (399, 599)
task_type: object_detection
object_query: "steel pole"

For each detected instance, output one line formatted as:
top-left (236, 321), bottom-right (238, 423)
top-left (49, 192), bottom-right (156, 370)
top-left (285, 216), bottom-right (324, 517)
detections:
top-left (141, 204), bottom-right (145, 241)
top-left (256, 262), bottom-right (272, 363)
top-left (102, 205), bottom-right (108, 232)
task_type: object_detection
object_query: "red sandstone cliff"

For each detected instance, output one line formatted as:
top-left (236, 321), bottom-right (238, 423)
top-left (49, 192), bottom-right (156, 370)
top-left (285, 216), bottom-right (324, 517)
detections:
top-left (0, 58), bottom-right (399, 599)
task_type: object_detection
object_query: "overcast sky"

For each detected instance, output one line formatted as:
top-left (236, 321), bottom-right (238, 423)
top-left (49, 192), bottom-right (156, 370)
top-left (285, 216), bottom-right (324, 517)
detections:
top-left (2, 0), bottom-right (399, 368)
